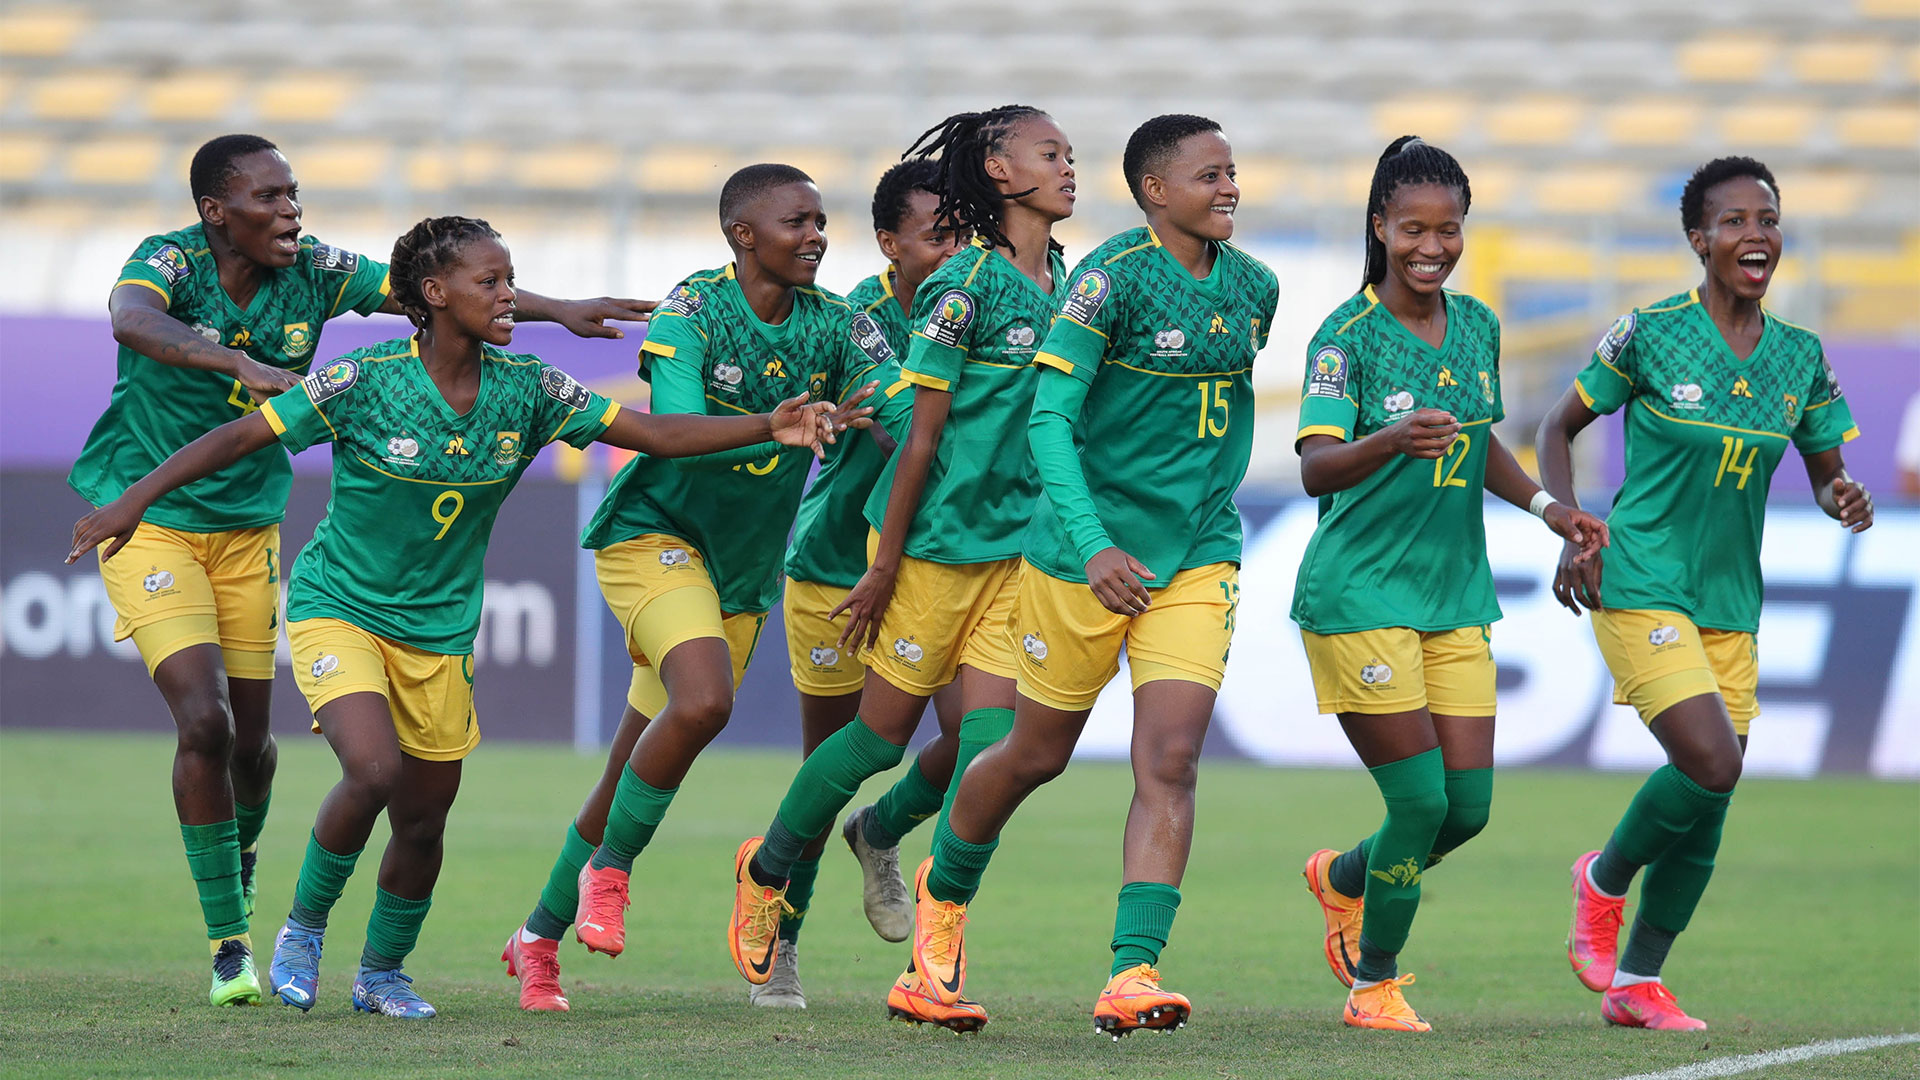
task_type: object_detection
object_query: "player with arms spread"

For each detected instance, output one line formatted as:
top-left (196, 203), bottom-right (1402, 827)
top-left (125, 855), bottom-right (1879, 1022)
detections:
top-left (1542, 157), bottom-right (1871, 1032)
top-left (1292, 137), bottom-right (1606, 1032)
top-left (727, 105), bottom-right (1075, 1033)
top-left (69, 216), bottom-right (834, 1019)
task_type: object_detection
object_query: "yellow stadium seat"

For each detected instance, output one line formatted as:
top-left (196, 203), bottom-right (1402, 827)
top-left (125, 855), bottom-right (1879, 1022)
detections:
top-left (1603, 99), bottom-right (1701, 147)
top-left (0, 134), bottom-right (53, 182)
top-left (30, 72), bottom-right (132, 122)
top-left (0, 8), bottom-right (88, 57)
top-left (405, 149), bottom-right (451, 192)
top-left (516, 145), bottom-right (619, 191)
top-left (144, 72), bottom-right (241, 122)
top-left (1467, 165), bottom-right (1520, 212)
top-left (637, 145), bottom-right (733, 194)
top-left (1793, 41), bottom-right (1889, 84)
top-left (256, 74), bottom-right (352, 124)
top-left (1678, 36), bottom-right (1777, 83)
top-left (1785, 172), bottom-right (1868, 218)
top-left (1856, 0), bottom-right (1920, 17)
top-left (1908, 44), bottom-right (1920, 83)
top-left (1836, 104), bottom-right (1920, 148)
top-left (289, 141), bottom-right (387, 188)
top-left (1487, 99), bottom-right (1583, 146)
top-left (66, 137), bottom-right (164, 185)
top-left (1373, 97), bottom-right (1471, 144)
top-left (1533, 169), bottom-right (1636, 215)
top-left (1230, 155), bottom-right (1290, 207)
top-left (1718, 103), bottom-right (1816, 146)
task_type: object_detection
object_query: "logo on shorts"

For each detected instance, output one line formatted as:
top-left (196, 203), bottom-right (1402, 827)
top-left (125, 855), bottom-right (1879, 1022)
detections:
top-left (1359, 661), bottom-right (1393, 685)
top-left (311, 654), bottom-right (340, 680)
top-left (893, 638), bottom-right (925, 664)
top-left (1383, 391), bottom-right (1415, 416)
top-left (142, 568), bottom-right (175, 593)
top-left (809, 646), bottom-right (840, 667)
top-left (1670, 383), bottom-right (1703, 410)
top-left (1648, 625), bottom-right (1681, 647)
top-left (1022, 633), bottom-right (1048, 661)
top-left (658, 548), bottom-right (692, 567)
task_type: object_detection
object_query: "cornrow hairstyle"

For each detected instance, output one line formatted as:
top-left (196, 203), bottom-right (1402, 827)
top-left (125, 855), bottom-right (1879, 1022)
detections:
top-left (388, 215), bottom-right (502, 329)
top-left (189, 133), bottom-right (279, 203)
top-left (719, 163), bottom-right (815, 226)
top-left (1680, 156), bottom-right (1779, 262)
top-left (1361, 135), bottom-right (1472, 292)
top-left (1122, 114), bottom-right (1223, 211)
top-left (871, 157), bottom-right (944, 234)
top-left (903, 104), bottom-right (1063, 256)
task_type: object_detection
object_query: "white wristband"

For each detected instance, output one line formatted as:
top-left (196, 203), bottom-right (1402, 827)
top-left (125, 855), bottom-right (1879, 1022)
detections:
top-left (1528, 490), bottom-right (1558, 519)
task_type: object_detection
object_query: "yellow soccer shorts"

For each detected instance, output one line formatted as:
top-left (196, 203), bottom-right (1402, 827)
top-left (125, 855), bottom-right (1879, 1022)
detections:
top-left (1014, 561), bottom-right (1240, 712)
top-left (1590, 608), bottom-right (1759, 734)
top-left (594, 533), bottom-right (767, 716)
top-left (96, 520), bottom-right (280, 679)
top-left (289, 617), bottom-right (479, 761)
top-left (1301, 624), bottom-right (1497, 717)
top-left (858, 530), bottom-right (1020, 697)
top-left (785, 577), bottom-right (866, 697)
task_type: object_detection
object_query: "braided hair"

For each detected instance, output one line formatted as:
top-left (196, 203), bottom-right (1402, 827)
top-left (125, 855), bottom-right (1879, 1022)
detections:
top-left (1122, 114), bottom-right (1223, 211)
top-left (1680, 156), bottom-right (1778, 263)
top-left (871, 157), bottom-right (943, 234)
top-left (389, 215), bottom-right (502, 329)
top-left (903, 104), bottom-right (1063, 256)
top-left (1361, 136), bottom-right (1472, 292)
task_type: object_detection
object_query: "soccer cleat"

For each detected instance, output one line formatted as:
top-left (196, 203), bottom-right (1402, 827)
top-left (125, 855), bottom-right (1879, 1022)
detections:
top-left (239, 845), bottom-right (259, 919)
top-left (208, 936), bottom-right (262, 1007)
top-left (574, 861), bottom-right (630, 957)
top-left (1343, 973), bottom-right (1431, 1031)
top-left (748, 939), bottom-right (806, 1009)
top-left (1568, 850), bottom-right (1625, 993)
top-left (843, 806), bottom-right (913, 942)
top-left (728, 837), bottom-right (793, 985)
top-left (501, 928), bottom-right (569, 1012)
top-left (1092, 964), bottom-right (1190, 1040)
top-left (269, 920), bottom-right (325, 1010)
top-left (886, 958), bottom-right (989, 1033)
top-left (909, 856), bottom-right (971, 1006)
top-left (1303, 848), bottom-right (1364, 988)
top-left (352, 967), bottom-right (437, 1019)
top-left (1602, 981), bottom-right (1707, 1031)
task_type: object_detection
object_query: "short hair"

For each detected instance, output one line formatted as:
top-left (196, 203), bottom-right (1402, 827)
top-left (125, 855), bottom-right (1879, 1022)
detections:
top-left (902, 104), bottom-right (1062, 257)
top-left (189, 134), bottom-right (280, 203)
top-left (871, 158), bottom-right (944, 234)
top-left (389, 215), bottom-right (502, 329)
top-left (1360, 135), bottom-right (1472, 291)
top-left (719, 163), bottom-right (815, 226)
top-left (1680, 156), bottom-right (1779, 237)
top-left (1122, 114), bottom-right (1223, 211)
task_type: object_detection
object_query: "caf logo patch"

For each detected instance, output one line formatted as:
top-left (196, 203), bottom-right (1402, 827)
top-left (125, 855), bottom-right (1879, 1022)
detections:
top-left (661, 284), bottom-right (704, 318)
top-left (308, 243), bottom-right (359, 274)
top-left (144, 245), bottom-right (192, 286)
top-left (849, 312), bottom-right (896, 364)
top-left (302, 359), bottom-right (359, 404)
top-left (1307, 345), bottom-right (1348, 400)
top-left (924, 289), bottom-right (975, 348)
top-left (1596, 311), bottom-right (1636, 365)
top-left (540, 367), bottom-right (593, 410)
top-left (1061, 269), bottom-right (1110, 326)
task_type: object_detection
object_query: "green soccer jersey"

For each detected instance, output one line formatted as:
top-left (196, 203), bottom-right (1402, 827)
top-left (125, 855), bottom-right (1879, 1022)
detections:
top-left (260, 337), bottom-right (617, 654)
top-left (69, 224), bottom-right (390, 532)
top-left (865, 239), bottom-right (1067, 564)
top-left (580, 264), bottom-right (890, 614)
top-left (784, 268), bottom-right (913, 588)
top-left (1573, 290), bottom-right (1859, 633)
top-left (1291, 286), bottom-right (1506, 635)
top-left (1025, 227), bottom-right (1279, 586)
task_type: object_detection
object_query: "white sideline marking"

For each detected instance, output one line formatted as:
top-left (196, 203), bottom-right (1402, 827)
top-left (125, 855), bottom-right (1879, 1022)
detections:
top-left (1611, 1033), bottom-right (1920, 1080)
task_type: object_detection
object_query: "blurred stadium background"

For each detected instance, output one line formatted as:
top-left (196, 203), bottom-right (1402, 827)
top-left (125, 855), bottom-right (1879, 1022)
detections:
top-left (1, 0), bottom-right (1916, 777)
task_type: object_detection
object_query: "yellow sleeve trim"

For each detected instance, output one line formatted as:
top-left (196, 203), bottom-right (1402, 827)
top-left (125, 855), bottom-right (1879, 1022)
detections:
top-left (1574, 379), bottom-right (1596, 408)
top-left (1295, 424), bottom-right (1349, 442)
top-left (639, 339), bottom-right (676, 359)
top-left (1841, 425), bottom-right (1860, 443)
top-left (1033, 351), bottom-right (1075, 375)
top-left (260, 400), bottom-right (289, 437)
top-left (113, 278), bottom-right (171, 304)
top-left (598, 400), bottom-right (622, 427)
top-left (884, 378), bottom-right (912, 399)
top-left (900, 369), bottom-right (952, 392)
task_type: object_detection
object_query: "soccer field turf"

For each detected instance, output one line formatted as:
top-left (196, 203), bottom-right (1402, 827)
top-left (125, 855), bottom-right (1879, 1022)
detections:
top-left (2, 731), bottom-right (1915, 1079)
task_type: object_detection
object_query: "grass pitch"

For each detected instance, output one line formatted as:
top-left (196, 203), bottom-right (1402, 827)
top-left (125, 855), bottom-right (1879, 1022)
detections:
top-left (2, 729), bottom-right (1915, 1079)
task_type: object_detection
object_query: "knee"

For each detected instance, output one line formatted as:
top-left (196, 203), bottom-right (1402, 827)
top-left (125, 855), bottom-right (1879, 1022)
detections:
top-left (173, 698), bottom-right (236, 760)
top-left (1008, 737), bottom-right (1073, 788)
top-left (389, 805), bottom-right (450, 851)
top-left (1140, 741), bottom-right (1202, 795)
top-left (339, 752), bottom-right (401, 807)
top-left (1443, 800), bottom-right (1491, 843)
top-left (1680, 755), bottom-right (1741, 795)
top-left (1392, 786), bottom-right (1451, 836)
top-left (671, 681), bottom-right (734, 739)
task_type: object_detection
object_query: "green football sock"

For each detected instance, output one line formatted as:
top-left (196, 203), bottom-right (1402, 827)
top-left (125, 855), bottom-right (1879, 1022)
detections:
top-left (924, 708), bottom-right (1016, 904)
top-left (1352, 748), bottom-right (1448, 983)
top-left (360, 888), bottom-right (432, 971)
top-left (288, 831), bottom-right (361, 930)
top-left (182, 820), bottom-right (247, 940)
top-left (1620, 799), bottom-right (1728, 976)
top-left (234, 794), bottom-right (271, 852)
top-left (778, 855), bottom-right (821, 944)
top-left (591, 765), bottom-right (677, 872)
top-left (1590, 765), bottom-right (1731, 898)
top-left (758, 719), bottom-right (905, 879)
top-left (1426, 767), bottom-right (1493, 865)
top-left (525, 823), bottom-right (595, 940)
top-left (1110, 881), bottom-right (1181, 976)
top-left (865, 753), bottom-right (946, 850)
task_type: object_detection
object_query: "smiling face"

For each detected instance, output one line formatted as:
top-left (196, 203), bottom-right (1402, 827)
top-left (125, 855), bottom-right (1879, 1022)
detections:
top-left (732, 181), bottom-right (827, 288)
top-left (1690, 175), bottom-right (1781, 303)
top-left (422, 235), bottom-right (516, 346)
top-left (1144, 130), bottom-right (1239, 243)
top-left (1372, 182), bottom-right (1465, 298)
top-left (988, 114), bottom-right (1077, 222)
top-left (878, 188), bottom-right (963, 294)
top-left (200, 148), bottom-right (302, 268)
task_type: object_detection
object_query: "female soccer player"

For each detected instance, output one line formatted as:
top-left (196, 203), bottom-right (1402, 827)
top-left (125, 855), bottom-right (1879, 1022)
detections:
top-left (69, 216), bottom-right (836, 1018)
top-left (1542, 157), bottom-right (1871, 1031)
top-left (727, 105), bottom-right (1076, 1032)
top-left (903, 114), bottom-right (1277, 1038)
top-left (1292, 137), bottom-right (1606, 1031)
top-left (67, 133), bottom-right (657, 1006)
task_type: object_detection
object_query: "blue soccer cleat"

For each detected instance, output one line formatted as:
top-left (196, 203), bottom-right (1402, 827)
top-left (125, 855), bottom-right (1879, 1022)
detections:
top-left (269, 920), bottom-right (325, 1010)
top-left (353, 967), bottom-right (437, 1018)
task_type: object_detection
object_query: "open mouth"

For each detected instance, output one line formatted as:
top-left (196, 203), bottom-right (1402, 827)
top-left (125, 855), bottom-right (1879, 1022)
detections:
top-left (1407, 260), bottom-right (1447, 281)
top-left (272, 227), bottom-right (301, 256)
top-left (796, 251), bottom-right (822, 266)
top-left (491, 308), bottom-right (516, 328)
top-left (1061, 182), bottom-right (1076, 201)
top-left (1211, 202), bottom-right (1236, 217)
top-left (1737, 250), bottom-right (1770, 282)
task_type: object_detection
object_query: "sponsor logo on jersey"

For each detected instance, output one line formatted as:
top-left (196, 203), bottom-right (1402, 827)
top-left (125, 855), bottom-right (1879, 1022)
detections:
top-left (658, 548), bottom-right (692, 567)
top-left (1307, 345), bottom-right (1348, 400)
top-left (445, 436), bottom-right (470, 456)
top-left (1383, 390), bottom-right (1415, 415)
top-left (540, 366), bottom-right (593, 410)
top-left (1783, 393), bottom-right (1800, 426)
top-left (144, 244), bottom-right (192, 286)
top-left (1596, 312), bottom-right (1636, 366)
top-left (849, 312), bottom-right (895, 364)
top-left (283, 322), bottom-right (313, 359)
top-left (1435, 366), bottom-right (1459, 388)
top-left (1359, 662), bottom-right (1393, 685)
top-left (1060, 269), bottom-right (1109, 326)
top-left (892, 637), bottom-right (925, 664)
top-left (762, 359), bottom-right (787, 378)
top-left (308, 243), bottom-right (359, 274)
top-left (1648, 625), bottom-right (1681, 647)
top-left (711, 363), bottom-right (745, 390)
top-left (924, 289), bottom-right (975, 348)
top-left (809, 645), bottom-right (839, 667)
top-left (1479, 370), bottom-right (1495, 404)
top-left (1670, 383), bottom-right (1704, 410)
top-left (142, 568), bottom-right (175, 593)
top-left (661, 284), bottom-right (704, 317)
top-left (1730, 376), bottom-right (1753, 399)
top-left (302, 359), bottom-right (358, 404)
top-left (383, 436), bottom-right (421, 466)
top-left (1022, 632), bottom-right (1048, 662)
top-left (493, 431), bottom-right (522, 466)
top-left (1208, 312), bottom-right (1229, 334)
top-left (1152, 328), bottom-right (1187, 355)
top-left (1005, 324), bottom-right (1037, 349)
top-left (311, 653), bottom-right (341, 679)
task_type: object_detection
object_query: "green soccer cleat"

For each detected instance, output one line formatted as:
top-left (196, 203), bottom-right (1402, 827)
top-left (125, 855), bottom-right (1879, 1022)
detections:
top-left (209, 936), bottom-right (263, 1007)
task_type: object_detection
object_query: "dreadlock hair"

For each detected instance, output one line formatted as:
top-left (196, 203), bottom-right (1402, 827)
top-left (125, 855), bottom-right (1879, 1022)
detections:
top-left (190, 133), bottom-right (279, 204)
top-left (871, 157), bottom-right (943, 234)
top-left (1123, 114), bottom-right (1223, 212)
top-left (903, 104), bottom-right (1063, 257)
top-left (389, 216), bottom-right (502, 329)
top-left (1360, 135), bottom-right (1472, 292)
top-left (719, 163), bottom-right (815, 227)
top-left (1680, 156), bottom-right (1778, 263)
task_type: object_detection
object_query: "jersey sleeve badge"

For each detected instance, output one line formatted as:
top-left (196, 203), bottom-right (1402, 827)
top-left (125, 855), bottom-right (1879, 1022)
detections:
top-left (303, 358), bottom-right (359, 403)
top-left (924, 289), bottom-right (975, 348)
top-left (849, 311), bottom-right (896, 364)
top-left (1060, 269), bottom-right (1110, 326)
top-left (1307, 344), bottom-right (1349, 399)
top-left (540, 366), bottom-right (593, 410)
top-left (308, 243), bottom-right (360, 274)
top-left (1596, 312), bottom-right (1636, 366)
top-left (661, 283), bottom-right (704, 317)
top-left (144, 244), bottom-right (192, 286)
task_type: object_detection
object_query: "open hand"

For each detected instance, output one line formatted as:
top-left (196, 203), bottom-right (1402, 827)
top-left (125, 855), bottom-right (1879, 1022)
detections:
top-left (768, 392), bottom-right (837, 459)
top-left (829, 381), bottom-right (879, 432)
top-left (553, 297), bottom-right (656, 340)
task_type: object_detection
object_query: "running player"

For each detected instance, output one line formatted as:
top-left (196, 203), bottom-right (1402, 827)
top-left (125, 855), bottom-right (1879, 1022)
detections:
top-left (69, 216), bottom-right (834, 1019)
top-left (506, 164), bottom-right (881, 1013)
top-left (762, 158), bottom-right (965, 1008)
top-left (1291, 137), bottom-right (1607, 1031)
top-left (727, 105), bottom-right (1076, 1033)
top-left (901, 114), bottom-right (1275, 1038)
top-left (67, 133), bottom-right (654, 1006)
top-left (1541, 157), bottom-right (1870, 1031)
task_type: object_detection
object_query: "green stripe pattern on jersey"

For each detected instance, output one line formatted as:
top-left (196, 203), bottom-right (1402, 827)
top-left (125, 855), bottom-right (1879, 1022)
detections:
top-left (261, 337), bottom-right (617, 653)
top-left (1572, 289), bottom-right (1858, 633)
top-left (1291, 287), bottom-right (1506, 635)
top-left (69, 224), bottom-right (390, 532)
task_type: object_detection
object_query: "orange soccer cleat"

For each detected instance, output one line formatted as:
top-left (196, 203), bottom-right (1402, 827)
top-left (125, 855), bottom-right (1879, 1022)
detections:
top-left (1303, 848), bottom-right (1365, 987)
top-left (728, 837), bottom-right (792, 985)
top-left (908, 856), bottom-right (971, 1006)
top-left (1603, 981), bottom-right (1707, 1031)
top-left (1343, 973), bottom-right (1432, 1032)
top-left (1092, 964), bottom-right (1191, 1040)
top-left (886, 958), bottom-right (989, 1033)
top-left (1568, 850), bottom-right (1626, 993)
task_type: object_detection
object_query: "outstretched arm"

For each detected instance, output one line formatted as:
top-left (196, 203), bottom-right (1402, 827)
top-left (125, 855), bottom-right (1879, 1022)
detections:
top-left (111, 284), bottom-right (300, 401)
top-left (69, 412), bottom-right (279, 562)
top-left (595, 392), bottom-right (837, 460)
